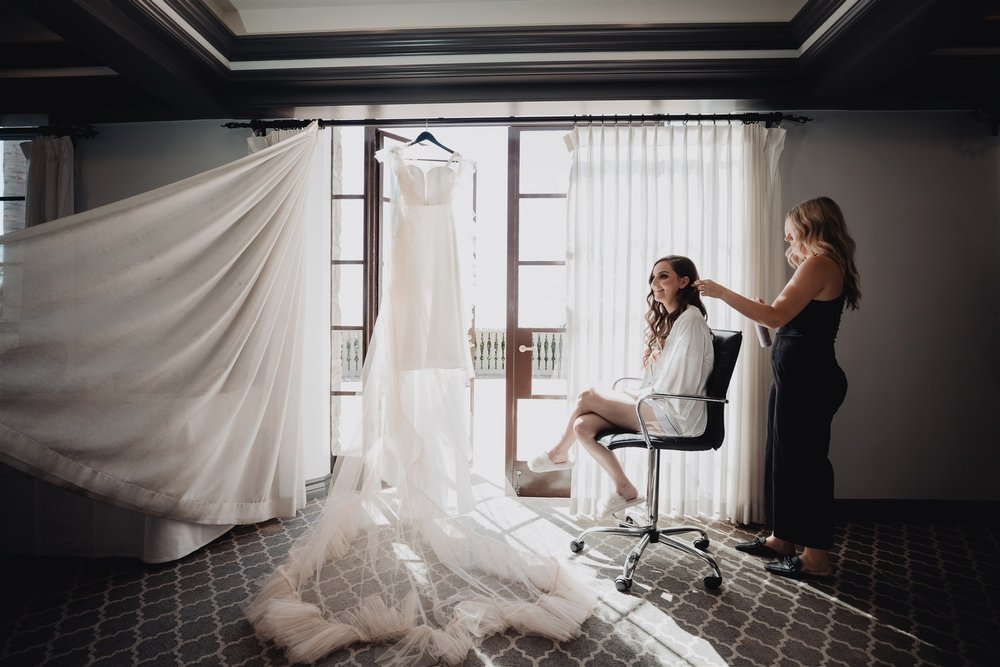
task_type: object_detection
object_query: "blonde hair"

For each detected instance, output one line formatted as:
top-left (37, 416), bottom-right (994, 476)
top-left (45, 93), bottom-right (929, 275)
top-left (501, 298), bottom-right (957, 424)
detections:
top-left (785, 196), bottom-right (861, 310)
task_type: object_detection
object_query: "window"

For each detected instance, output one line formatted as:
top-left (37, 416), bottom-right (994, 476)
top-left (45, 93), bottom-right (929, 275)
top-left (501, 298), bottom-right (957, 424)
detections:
top-left (330, 126), bottom-right (367, 450)
top-left (1, 139), bottom-right (27, 234)
top-left (0, 138), bottom-right (27, 323)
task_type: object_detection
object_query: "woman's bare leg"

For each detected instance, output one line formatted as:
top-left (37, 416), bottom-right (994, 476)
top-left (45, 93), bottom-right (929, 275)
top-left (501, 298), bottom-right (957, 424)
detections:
top-left (545, 389), bottom-right (642, 499)
top-left (546, 388), bottom-right (639, 463)
top-left (573, 413), bottom-right (640, 500)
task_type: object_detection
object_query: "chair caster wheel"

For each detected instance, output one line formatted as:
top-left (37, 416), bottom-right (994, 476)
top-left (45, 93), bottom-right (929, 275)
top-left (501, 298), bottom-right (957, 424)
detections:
top-left (614, 576), bottom-right (632, 592)
top-left (694, 537), bottom-right (710, 551)
top-left (570, 540), bottom-right (584, 553)
top-left (704, 576), bottom-right (722, 589)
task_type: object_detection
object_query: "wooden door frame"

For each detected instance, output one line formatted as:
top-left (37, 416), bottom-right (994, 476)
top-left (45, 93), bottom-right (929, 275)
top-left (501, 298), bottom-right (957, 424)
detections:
top-left (505, 125), bottom-right (572, 497)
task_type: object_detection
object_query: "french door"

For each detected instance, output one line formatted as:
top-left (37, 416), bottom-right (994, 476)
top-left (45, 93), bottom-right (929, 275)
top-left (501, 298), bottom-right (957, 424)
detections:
top-left (505, 126), bottom-right (572, 497)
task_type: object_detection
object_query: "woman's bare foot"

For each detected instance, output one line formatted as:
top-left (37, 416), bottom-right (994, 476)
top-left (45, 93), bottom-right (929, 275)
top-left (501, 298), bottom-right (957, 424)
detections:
top-left (545, 449), bottom-right (570, 465)
top-left (617, 482), bottom-right (639, 502)
top-left (764, 535), bottom-right (795, 557)
top-left (798, 548), bottom-right (833, 576)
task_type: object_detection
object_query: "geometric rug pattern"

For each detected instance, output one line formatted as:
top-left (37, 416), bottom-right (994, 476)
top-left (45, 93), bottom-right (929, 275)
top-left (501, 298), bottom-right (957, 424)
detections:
top-left (2, 496), bottom-right (998, 666)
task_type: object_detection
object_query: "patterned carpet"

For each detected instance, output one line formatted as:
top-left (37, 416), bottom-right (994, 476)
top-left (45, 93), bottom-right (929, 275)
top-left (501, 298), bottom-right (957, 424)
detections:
top-left (2, 493), bottom-right (998, 666)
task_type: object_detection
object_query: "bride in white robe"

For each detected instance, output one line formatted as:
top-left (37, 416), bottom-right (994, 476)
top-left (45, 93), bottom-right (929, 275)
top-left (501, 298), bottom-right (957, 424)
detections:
top-left (246, 142), bottom-right (594, 666)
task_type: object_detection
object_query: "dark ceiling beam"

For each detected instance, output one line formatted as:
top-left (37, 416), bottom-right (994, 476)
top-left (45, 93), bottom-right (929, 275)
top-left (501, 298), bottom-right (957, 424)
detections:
top-left (800, 0), bottom-right (989, 104)
top-left (227, 23), bottom-right (797, 61)
top-left (7, 0), bottom-right (226, 120)
top-left (789, 0), bottom-right (850, 43)
top-left (0, 75), bottom-right (179, 123)
top-left (223, 58), bottom-right (800, 112)
top-left (161, 0), bottom-right (235, 58)
top-left (0, 42), bottom-right (101, 69)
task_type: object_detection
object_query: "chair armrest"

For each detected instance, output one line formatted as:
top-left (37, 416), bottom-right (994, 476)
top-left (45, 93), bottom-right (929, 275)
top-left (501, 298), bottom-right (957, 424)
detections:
top-left (612, 376), bottom-right (644, 391)
top-left (633, 392), bottom-right (728, 447)
top-left (638, 392), bottom-right (728, 406)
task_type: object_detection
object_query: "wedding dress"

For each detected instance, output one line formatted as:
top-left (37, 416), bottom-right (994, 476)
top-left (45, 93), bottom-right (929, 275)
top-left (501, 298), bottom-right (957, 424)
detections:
top-left (247, 144), bottom-right (594, 665)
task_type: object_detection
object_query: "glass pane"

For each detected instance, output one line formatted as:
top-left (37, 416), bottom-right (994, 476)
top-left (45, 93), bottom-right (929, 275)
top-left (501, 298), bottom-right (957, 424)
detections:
top-left (331, 394), bottom-right (362, 455)
top-left (2, 141), bottom-right (27, 234)
top-left (518, 198), bottom-right (567, 261)
top-left (331, 329), bottom-right (363, 392)
top-left (519, 131), bottom-right (571, 194)
top-left (336, 126), bottom-right (364, 195)
top-left (533, 377), bottom-right (567, 395)
top-left (516, 398), bottom-right (568, 461)
top-left (471, 376), bottom-right (505, 482)
top-left (333, 199), bottom-right (363, 261)
top-left (1, 141), bottom-right (27, 197)
top-left (518, 265), bottom-right (566, 328)
top-left (332, 264), bottom-right (363, 327)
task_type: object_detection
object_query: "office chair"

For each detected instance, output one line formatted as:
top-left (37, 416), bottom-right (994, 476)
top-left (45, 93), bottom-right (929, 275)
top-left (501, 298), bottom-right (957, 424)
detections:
top-left (570, 329), bottom-right (742, 591)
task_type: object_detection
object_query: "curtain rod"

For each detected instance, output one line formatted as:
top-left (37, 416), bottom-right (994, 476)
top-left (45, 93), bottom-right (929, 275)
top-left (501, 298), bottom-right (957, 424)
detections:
top-left (223, 112), bottom-right (811, 135)
top-left (0, 124), bottom-right (98, 140)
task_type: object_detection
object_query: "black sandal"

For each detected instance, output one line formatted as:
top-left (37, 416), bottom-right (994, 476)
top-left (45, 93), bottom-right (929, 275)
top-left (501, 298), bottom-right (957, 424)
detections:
top-left (764, 555), bottom-right (834, 581)
top-left (735, 536), bottom-right (787, 558)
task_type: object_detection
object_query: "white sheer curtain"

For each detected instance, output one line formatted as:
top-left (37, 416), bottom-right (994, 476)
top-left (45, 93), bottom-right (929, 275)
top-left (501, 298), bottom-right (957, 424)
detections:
top-left (249, 127), bottom-right (333, 486)
top-left (0, 124), bottom-right (326, 525)
top-left (565, 122), bottom-right (785, 524)
top-left (21, 135), bottom-right (74, 227)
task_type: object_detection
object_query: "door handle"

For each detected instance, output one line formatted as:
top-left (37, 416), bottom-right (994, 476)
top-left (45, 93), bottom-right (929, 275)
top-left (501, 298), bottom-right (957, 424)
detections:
top-left (518, 345), bottom-right (534, 353)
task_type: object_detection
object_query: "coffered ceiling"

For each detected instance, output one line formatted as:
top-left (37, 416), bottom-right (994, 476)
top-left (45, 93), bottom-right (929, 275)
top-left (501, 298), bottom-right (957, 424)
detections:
top-left (1, 0), bottom-right (998, 124)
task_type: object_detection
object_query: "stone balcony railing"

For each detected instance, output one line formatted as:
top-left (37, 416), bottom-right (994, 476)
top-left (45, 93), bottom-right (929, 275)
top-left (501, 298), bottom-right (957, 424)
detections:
top-left (334, 328), bottom-right (565, 380)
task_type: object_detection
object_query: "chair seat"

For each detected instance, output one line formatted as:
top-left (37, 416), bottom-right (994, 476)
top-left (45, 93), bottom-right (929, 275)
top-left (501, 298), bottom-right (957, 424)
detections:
top-left (598, 428), bottom-right (717, 452)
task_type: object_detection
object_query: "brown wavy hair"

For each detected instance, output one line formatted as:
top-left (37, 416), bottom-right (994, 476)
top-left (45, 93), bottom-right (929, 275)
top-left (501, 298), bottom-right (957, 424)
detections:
top-left (785, 196), bottom-right (861, 310)
top-left (643, 255), bottom-right (708, 368)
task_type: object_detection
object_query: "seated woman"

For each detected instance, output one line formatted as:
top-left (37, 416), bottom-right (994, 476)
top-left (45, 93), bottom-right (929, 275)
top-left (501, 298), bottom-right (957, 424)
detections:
top-left (528, 255), bottom-right (715, 518)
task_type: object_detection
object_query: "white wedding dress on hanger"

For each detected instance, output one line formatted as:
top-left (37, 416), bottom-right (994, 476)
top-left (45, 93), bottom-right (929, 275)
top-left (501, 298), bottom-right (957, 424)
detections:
top-left (247, 144), bottom-right (594, 666)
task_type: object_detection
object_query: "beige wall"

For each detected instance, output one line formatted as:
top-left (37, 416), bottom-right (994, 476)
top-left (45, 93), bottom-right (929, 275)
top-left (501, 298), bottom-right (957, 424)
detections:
top-left (780, 111), bottom-right (1000, 501)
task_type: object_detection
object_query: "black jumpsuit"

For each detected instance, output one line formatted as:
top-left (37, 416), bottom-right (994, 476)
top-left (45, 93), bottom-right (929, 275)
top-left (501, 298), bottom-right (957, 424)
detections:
top-left (764, 296), bottom-right (847, 549)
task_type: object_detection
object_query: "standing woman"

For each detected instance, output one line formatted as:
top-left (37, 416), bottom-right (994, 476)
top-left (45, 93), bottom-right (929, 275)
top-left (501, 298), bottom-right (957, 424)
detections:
top-left (696, 196), bottom-right (861, 579)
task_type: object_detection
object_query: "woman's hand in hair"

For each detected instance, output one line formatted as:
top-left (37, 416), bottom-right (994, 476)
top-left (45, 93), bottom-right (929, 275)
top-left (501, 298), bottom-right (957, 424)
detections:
top-left (693, 279), bottom-right (726, 299)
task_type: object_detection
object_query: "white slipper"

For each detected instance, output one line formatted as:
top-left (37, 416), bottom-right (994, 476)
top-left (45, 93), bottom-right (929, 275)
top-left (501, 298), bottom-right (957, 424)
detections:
top-left (527, 452), bottom-right (574, 473)
top-left (596, 492), bottom-right (645, 519)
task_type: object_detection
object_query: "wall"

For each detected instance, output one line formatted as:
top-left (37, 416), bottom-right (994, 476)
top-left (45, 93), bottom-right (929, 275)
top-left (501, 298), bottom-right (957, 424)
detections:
top-left (75, 120), bottom-right (248, 211)
top-left (779, 111), bottom-right (1000, 501)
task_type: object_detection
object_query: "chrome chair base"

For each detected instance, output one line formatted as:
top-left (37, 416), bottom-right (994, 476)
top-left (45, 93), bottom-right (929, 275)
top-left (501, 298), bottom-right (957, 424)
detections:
top-left (571, 514), bottom-right (722, 591)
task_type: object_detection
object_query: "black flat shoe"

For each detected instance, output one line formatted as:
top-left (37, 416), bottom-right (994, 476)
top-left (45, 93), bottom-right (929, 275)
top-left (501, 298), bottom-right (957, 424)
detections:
top-left (735, 536), bottom-right (786, 558)
top-left (764, 556), bottom-right (834, 581)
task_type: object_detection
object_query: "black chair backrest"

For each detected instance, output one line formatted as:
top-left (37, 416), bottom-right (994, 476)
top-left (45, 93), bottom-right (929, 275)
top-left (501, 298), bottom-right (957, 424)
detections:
top-left (702, 329), bottom-right (743, 448)
top-left (600, 328), bottom-right (743, 452)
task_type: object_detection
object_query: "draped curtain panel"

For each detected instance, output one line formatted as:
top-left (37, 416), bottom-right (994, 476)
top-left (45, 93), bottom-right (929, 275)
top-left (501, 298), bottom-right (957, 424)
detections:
top-left (565, 122), bottom-right (785, 523)
top-left (0, 124), bottom-right (325, 525)
top-left (21, 135), bottom-right (75, 227)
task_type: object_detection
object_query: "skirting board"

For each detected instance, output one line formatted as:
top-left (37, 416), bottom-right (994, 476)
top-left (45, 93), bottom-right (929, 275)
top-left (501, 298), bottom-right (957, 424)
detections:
top-left (305, 474), bottom-right (332, 501)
